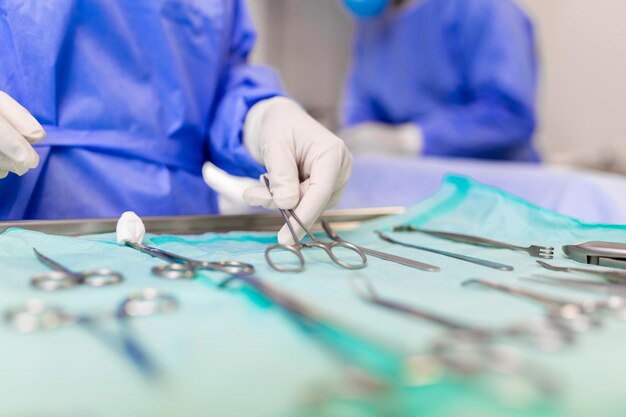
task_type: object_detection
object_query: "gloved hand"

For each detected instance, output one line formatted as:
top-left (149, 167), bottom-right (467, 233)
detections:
top-left (0, 91), bottom-right (45, 179)
top-left (338, 122), bottom-right (423, 157)
top-left (202, 162), bottom-right (260, 214)
top-left (242, 97), bottom-right (352, 244)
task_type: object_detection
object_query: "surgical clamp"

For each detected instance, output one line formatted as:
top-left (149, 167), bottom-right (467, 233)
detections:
top-left (321, 221), bottom-right (439, 272)
top-left (349, 276), bottom-right (568, 351)
top-left (263, 177), bottom-right (367, 272)
top-left (462, 279), bottom-right (597, 333)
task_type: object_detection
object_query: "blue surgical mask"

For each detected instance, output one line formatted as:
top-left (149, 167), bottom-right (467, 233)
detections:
top-left (341, 0), bottom-right (390, 19)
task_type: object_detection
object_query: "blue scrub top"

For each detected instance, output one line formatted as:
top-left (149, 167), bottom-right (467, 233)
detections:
top-left (0, 0), bottom-right (283, 220)
top-left (343, 0), bottom-right (539, 161)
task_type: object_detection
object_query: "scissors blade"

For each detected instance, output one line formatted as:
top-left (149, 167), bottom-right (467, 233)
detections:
top-left (33, 248), bottom-right (74, 274)
top-left (126, 242), bottom-right (185, 263)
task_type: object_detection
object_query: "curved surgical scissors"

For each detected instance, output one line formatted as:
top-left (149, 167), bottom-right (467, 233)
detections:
top-left (5, 288), bottom-right (178, 377)
top-left (126, 242), bottom-right (255, 279)
top-left (31, 248), bottom-right (124, 291)
top-left (263, 177), bottom-right (367, 272)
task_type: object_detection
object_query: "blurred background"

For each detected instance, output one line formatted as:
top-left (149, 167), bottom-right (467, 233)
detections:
top-left (247, 0), bottom-right (626, 174)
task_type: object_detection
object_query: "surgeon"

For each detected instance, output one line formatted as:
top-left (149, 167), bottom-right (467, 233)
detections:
top-left (339, 0), bottom-right (539, 161)
top-left (0, 0), bottom-right (352, 243)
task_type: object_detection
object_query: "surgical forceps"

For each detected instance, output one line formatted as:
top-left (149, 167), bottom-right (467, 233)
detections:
top-left (5, 288), bottom-right (178, 377)
top-left (536, 260), bottom-right (626, 284)
top-left (462, 279), bottom-right (598, 333)
top-left (321, 221), bottom-right (440, 272)
top-left (263, 177), bottom-right (367, 272)
top-left (31, 248), bottom-right (124, 291)
top-left (393, 225), bottom-right (555, 259)
top-left (349, 276), bottom-right (569, 351)
top-left (376, 231), bottom-right (514, 271)
top-left (126, 242), bottom-right (255, 279)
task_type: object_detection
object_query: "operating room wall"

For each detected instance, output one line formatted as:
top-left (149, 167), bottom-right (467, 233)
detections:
top-left (248, 0), bottom-right (626, 173)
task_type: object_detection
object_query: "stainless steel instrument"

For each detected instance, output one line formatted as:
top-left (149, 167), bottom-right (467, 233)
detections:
top-left (31, 248), bottom-right (123, 291)
top-left (563, 241), bottom-right (626, 270)
top-left (376, 231), bottom-right (514, 271)
top-left (536, 260), bottom-right (626, 283)
top-left (263, 177), bottom-right (367, 273)
top-left (393, 225), bottom-right (554, 259)
top-left (321, 221), bottom-right (440, 272)
top-left (462, 279), bottom-right (597, 333)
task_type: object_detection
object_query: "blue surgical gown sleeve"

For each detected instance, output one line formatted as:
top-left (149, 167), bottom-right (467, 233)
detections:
top-left (208, 0), bottom-right (285, 178)
top-left (419, 0), bottom-right (538, 159)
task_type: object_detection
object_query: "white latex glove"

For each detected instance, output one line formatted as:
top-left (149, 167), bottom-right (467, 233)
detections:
top-left (242, 97), bottom-right (352, 244)
top-left (338, 122), bottom-right (422, 157)
top-left (0, 91), bottom-right (45, 179)
top-left (202, 162), bottom-right (259, 214)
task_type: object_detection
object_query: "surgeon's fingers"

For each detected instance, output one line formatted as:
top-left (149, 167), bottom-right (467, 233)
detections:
top-left (0, 116), bottom-right (39, 175)
top-left (243, 179), bottom-right (310, 210)
top-left (0, 169), bottom-right (8, 179)
top-left (0, 92), bottom-right (46, 144)
top-left (277, 148), bottom-right (349, 245)
top-left (261, 130), bottom-right (302, 209)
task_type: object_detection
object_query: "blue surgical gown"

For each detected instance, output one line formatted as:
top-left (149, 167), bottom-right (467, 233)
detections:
top-left (0, 0), bottom-right (282, 220)
top-left (343, 0), bottom-right (539, 161)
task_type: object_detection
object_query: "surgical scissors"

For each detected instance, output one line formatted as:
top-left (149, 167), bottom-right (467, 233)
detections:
top-left (126, 242), bottom-right (255, 279)
top-left (263, 177), bottom-right (367, 272)
top-left (5, 288), bottom-right (178, 377)
top-left (31, 248), bottom-right (124, 291)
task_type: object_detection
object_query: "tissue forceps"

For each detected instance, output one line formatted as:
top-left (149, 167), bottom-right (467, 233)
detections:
top-left (5, 288), bottom-right (178, 377)
top-left (321, 221), bottom-right (440, 272)
top-left (263, 177), bottom-right (367, 272)
top-left (126, 242), bottom-right (255, 279)
top-left (31, 248), bottom-right (124, 291)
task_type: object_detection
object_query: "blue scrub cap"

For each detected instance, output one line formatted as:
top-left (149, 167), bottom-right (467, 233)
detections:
top-left (341, 0), bottom-right (390, 19)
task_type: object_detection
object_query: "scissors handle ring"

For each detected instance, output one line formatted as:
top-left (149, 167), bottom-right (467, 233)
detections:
top-left (81, 269), bottom-right (124, 287)
top-left (5, 299), bottom-right (75, 333)
top-left (30, 271), bottom-right (80, 291)
top-left (204, 260), bottom-right (255, 275)
top-left (121, 288), bottom-right (179, 317)
top-left (151, 263), bottom-right (196, 280)
top-left (305, 241), bottom-right (368, 270)
top-left (265, 244), bottom-right (305, 273)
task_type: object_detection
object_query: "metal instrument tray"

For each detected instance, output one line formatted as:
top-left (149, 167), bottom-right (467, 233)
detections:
top-left (0, 207), bottom-right (404, 236)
